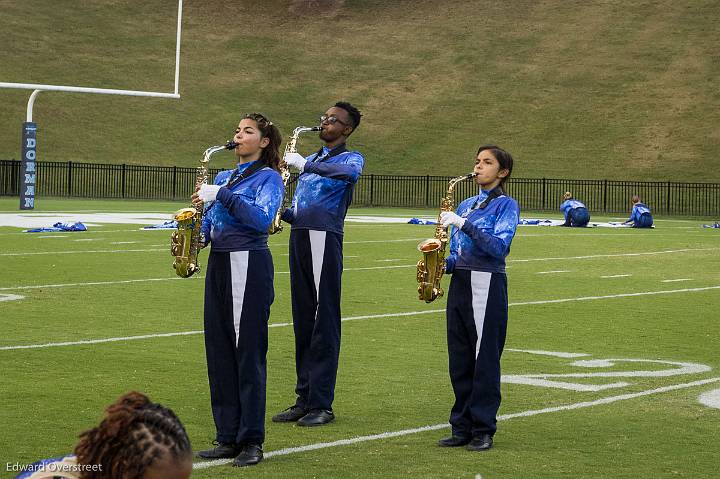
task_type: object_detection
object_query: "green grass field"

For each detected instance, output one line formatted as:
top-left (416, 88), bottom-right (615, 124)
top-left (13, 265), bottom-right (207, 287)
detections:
top-left (2, 0), bottom-right (720, 181)
top-left (1, 198), bottom-right (719, 478)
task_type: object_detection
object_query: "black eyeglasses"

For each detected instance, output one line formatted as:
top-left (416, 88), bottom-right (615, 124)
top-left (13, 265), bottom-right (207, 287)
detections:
top-left (320, 114), bottom-right (349, 126)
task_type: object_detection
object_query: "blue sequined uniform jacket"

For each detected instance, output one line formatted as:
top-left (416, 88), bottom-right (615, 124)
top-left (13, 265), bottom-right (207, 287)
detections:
top-left (281, 145), bottom-right (364, 234)
top-left (445, 189), bottom-right (520, 274)
top-left (201, 160), bottom-right (284, 251)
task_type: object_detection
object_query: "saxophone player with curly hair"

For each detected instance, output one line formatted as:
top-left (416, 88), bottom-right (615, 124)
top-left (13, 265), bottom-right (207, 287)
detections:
top-left (192, 113), bottom-right (284, 467)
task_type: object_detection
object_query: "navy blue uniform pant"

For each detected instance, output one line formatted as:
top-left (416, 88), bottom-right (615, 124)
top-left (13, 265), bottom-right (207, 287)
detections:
top-left (446, 269), bottom-right (508, 438)
top-left (569, 207), bottom-right (590, 227)
top-left (289, 228), bottom-right (343, 411)
top-left (204, 249), bottom-right (273, 445)
top-left (635, 213), bottom-right (653, 228)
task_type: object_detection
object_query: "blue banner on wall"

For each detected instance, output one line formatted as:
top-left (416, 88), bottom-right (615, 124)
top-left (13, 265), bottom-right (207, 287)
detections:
top-left (20, 122), bottom-right (37, 210)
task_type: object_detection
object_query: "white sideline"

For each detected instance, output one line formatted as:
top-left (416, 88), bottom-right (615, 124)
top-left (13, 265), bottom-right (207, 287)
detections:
top-left (193, 377), bottom-right (720, 470)
top-left (2, 285), bottom-right (719, 351)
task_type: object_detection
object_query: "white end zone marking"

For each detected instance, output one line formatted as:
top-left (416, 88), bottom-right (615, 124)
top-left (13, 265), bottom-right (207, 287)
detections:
top-left (698, 388), bottom-right (720, 409)
top-left (0, 294), bottom-right (24, 302)
top-left (503, 358), bottom-right (711, 392)
top-left (193, 377), bottom-right (720, 470)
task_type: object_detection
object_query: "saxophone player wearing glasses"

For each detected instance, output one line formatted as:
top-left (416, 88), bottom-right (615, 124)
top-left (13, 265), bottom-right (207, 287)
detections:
top-left (272, 102), bottom-right (364, 427)
top-left (192, 113), bottom-right (284, 467)
top-left (437, 146), bottom-right (519, 453)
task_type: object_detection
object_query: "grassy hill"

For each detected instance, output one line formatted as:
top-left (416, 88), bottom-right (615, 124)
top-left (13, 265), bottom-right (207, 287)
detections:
top-left (1, 0), bottom-right (719, 181)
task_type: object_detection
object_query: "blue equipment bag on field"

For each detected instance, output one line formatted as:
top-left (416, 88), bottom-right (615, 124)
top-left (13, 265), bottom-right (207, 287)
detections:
top-left (25, 222), bottom-right (87, 233)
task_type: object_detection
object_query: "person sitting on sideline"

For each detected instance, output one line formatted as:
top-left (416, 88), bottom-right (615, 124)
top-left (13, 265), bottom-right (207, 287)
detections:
top-left (15, 391), bottom-right (192, 479)
top-left (559, 192), bottom-right (590, 227)
top-left (623, 195), bottom-right (654, 228)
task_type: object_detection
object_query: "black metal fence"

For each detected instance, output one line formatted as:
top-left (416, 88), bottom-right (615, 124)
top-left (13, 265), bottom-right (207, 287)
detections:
top-left (2, 159), bottom-right (719, 216)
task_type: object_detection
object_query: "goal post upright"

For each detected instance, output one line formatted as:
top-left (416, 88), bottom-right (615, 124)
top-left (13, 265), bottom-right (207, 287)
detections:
top-left (0, 0), bottom-right (184, 210)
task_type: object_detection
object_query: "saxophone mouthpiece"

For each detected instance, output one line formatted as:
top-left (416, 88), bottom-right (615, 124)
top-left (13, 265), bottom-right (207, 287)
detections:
top-left (311, 126), bottom-right (322, 131)
top-left (225, 140), bottom-right (238, 150)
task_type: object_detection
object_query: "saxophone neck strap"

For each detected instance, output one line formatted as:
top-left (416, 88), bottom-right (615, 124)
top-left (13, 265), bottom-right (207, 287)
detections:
top-left (477, 186), bottom-right (504, 209)
top-left (462, 186), bottom-right (504, 218)
top-left (225, 160), bottom-right (267, 189)
top-left (310, 143), bottom-right (348, 164)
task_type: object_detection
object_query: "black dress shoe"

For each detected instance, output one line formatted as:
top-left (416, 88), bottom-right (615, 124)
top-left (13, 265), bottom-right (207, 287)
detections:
top-left (196, 442), bottom-right (242, 459)
top-left (297, 409), bottom-right (335, 426)
top-left (437, 435), bottom-right (472, 447)
top-left (233, 444), bottom-right (263, 467)
top-left (465, 434), bottom-right (493, 451)
top-left (272, 405), bottom-right (308, 423)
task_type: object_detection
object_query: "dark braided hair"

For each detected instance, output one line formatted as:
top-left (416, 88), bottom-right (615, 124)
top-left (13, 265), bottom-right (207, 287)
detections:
top-left (242, 112), bottom-right (283, 172)
top-left (74, 392), bottom-right (191, 479)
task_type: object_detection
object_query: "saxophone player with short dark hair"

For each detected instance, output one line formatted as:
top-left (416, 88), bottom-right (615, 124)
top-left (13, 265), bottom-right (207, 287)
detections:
top-left (436, 145), bottom-right (519, 452)
top-left (191, 113), bottom-right (283, 467)
top-left (272, 102), bottom-right (364, 427)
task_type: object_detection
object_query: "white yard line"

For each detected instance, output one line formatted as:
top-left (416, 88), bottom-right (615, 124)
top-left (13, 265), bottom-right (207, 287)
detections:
top-left (4, 246), bottom-right (716, 263)
top-left (3, 285), bottom-right (719, 351)
top-left (601, 274), bottom-right (632, 279)
top-left (0, 248), bottom-right (167, 256)
top-left (0, 294), bottom-right (25, 302)
top-left (193, 377), bottom-right (720, 469)
top-left (505, 349), bottom-right (589, 358)
top-left (0, 277), bottom-right (191, 291)
top-left (510, 247), bottom-right (719, 263)
top-left (662, 278), bottom-right (693, 283)
top-left (1, 238), bottom-right (431, 257)
top-left (0, 266), bottom-right (420, 290)
top-left (536, 270), bottom-right (570, 274)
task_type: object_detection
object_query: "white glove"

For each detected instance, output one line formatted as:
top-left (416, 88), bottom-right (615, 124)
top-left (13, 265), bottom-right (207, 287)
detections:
top-left (440, 211), bottom-right (466, 229)
top-left (284, 152), bottom-right (307, 171)
top-left (198, 184), bottom-right (221, 202)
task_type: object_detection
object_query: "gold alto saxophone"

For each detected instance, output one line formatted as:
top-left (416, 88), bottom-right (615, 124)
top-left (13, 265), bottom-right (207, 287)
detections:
top-left (170, 141), bottom-right (237, 278)
top-left (416, 173), bottom-right (475, 302)
top-left (268, 125), bottom-right (321, 234)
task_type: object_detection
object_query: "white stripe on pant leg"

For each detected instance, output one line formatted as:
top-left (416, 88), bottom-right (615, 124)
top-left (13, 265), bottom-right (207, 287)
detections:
top-left (230, 251), bottom-right (250, 347)
top-left (309, 230), bottom-right (326, 303)
top-left (471, 271), bottom-right (492, 358)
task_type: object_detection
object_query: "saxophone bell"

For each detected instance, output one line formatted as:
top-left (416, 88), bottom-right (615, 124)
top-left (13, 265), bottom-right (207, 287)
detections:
top-left (416, 172), bottom-right (474, 302)
top-left (170, 142), bottom-right (231, 278)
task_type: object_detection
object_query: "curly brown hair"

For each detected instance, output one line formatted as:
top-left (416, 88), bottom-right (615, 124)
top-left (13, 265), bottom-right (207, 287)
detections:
top-left (73, 392), bottom-right (191, 479)
top-left (242, 113), bottom-right (283, 172)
